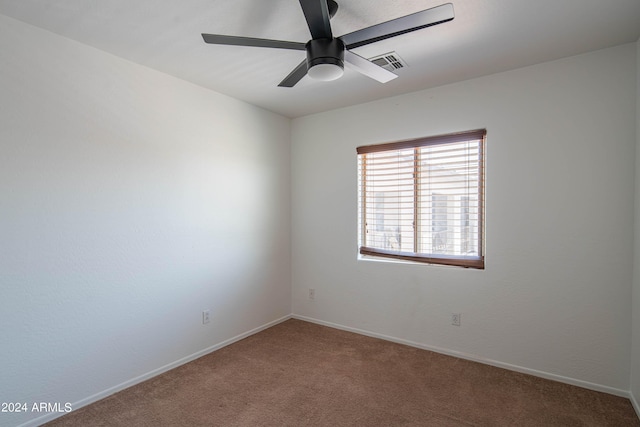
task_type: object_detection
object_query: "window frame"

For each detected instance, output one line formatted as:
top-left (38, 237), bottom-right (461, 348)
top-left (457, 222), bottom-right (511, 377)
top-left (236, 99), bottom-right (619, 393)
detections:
top-left (357, 129), bottom-right (486, 269)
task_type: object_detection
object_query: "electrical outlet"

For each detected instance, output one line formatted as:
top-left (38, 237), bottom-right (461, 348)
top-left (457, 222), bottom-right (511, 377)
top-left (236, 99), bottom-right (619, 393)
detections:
top-left (202, 310), bottom-right (210, 325)
top-left (451, 313), bottom-right (461, 326)
top-left (309, 288), bottom-right (315, 300)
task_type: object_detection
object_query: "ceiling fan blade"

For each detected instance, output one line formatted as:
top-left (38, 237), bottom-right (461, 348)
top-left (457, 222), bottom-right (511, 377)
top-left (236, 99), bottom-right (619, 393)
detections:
top-left (298, 0), bottom-right (333, 39)
top-left (202, 34), bottom-right (306, 51)
top-left (344, 50), bottom-right (397, 83)
top-left (278, 59), bottom-right (308, 87)
top-left (340, 3), bottom-right (454, 50)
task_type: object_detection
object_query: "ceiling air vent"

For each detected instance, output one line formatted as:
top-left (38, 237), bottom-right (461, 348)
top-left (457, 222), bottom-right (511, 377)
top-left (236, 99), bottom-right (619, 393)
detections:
top-left (367, 52), bottom-right (406, 72)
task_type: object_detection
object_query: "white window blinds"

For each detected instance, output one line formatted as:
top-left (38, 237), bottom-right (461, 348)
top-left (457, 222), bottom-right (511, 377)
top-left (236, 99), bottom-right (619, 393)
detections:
top-left (357, 129), bottom-right (485, 268)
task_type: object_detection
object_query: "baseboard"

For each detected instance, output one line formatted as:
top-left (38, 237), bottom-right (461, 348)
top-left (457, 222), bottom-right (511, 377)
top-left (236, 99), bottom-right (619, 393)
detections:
top-left (631, 391), bottom-right (640, 420)
top-left (292, 314), bottom-right (631, 399)
top-left (18, 315), bottom-right (292, 427)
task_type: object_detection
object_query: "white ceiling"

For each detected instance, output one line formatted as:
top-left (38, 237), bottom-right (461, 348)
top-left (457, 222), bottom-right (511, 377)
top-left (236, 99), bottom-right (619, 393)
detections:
top-left (0, 0), bottom-right (639, 118)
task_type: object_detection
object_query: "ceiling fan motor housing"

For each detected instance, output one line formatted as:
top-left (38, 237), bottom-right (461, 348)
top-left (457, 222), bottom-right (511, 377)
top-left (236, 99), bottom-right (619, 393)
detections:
top-left (306, 38), bottom-right (345, 79)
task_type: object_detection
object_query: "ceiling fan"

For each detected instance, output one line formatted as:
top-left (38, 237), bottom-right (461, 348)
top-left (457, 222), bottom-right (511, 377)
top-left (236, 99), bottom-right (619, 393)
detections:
top-left (202, 0), bottom-right (454, 87)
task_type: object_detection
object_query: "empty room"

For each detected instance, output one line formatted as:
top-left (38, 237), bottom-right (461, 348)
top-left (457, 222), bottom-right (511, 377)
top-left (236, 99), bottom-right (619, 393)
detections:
top-left (1, 0), bottom-right (640, 426)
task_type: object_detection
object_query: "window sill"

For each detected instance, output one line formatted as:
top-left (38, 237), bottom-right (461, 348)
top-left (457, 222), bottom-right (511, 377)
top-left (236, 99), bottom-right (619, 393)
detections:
top-left (359, 247), bottom-right (484, 269)
top-left (358, 254), bottom-right (485, 270)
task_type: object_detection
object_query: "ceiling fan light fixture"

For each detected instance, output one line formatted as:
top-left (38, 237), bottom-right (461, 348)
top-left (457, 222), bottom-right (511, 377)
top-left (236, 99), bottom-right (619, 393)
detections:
top-left (306, 38), bottom-right (345, 81)
top-left (308, 61), bottom-right (344, 81)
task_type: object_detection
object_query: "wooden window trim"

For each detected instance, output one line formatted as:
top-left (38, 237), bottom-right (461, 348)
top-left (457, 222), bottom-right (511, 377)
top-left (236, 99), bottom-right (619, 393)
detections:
top-left (357, 129), bottom-right (486, 154)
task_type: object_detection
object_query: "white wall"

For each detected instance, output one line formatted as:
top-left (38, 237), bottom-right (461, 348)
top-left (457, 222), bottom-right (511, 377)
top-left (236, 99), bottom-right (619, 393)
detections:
top-left (292, 43), bottom-right (637, 393)
top-left (0, 15), bottom-right (291, 427)
top-left (631, 39), bottom-right (640, 413)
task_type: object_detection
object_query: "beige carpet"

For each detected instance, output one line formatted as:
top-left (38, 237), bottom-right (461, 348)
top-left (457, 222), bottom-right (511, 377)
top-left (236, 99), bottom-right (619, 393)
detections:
top-left (44, 319), bottom-right (639, 426)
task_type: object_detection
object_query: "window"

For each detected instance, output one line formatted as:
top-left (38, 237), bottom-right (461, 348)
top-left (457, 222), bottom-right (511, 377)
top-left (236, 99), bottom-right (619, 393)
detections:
top-left (357, 129), bottom-right (486, 269)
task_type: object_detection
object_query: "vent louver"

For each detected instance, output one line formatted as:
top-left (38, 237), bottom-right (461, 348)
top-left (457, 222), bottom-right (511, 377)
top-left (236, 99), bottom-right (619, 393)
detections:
top-left (367, 52), bottom-right (406, 72)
